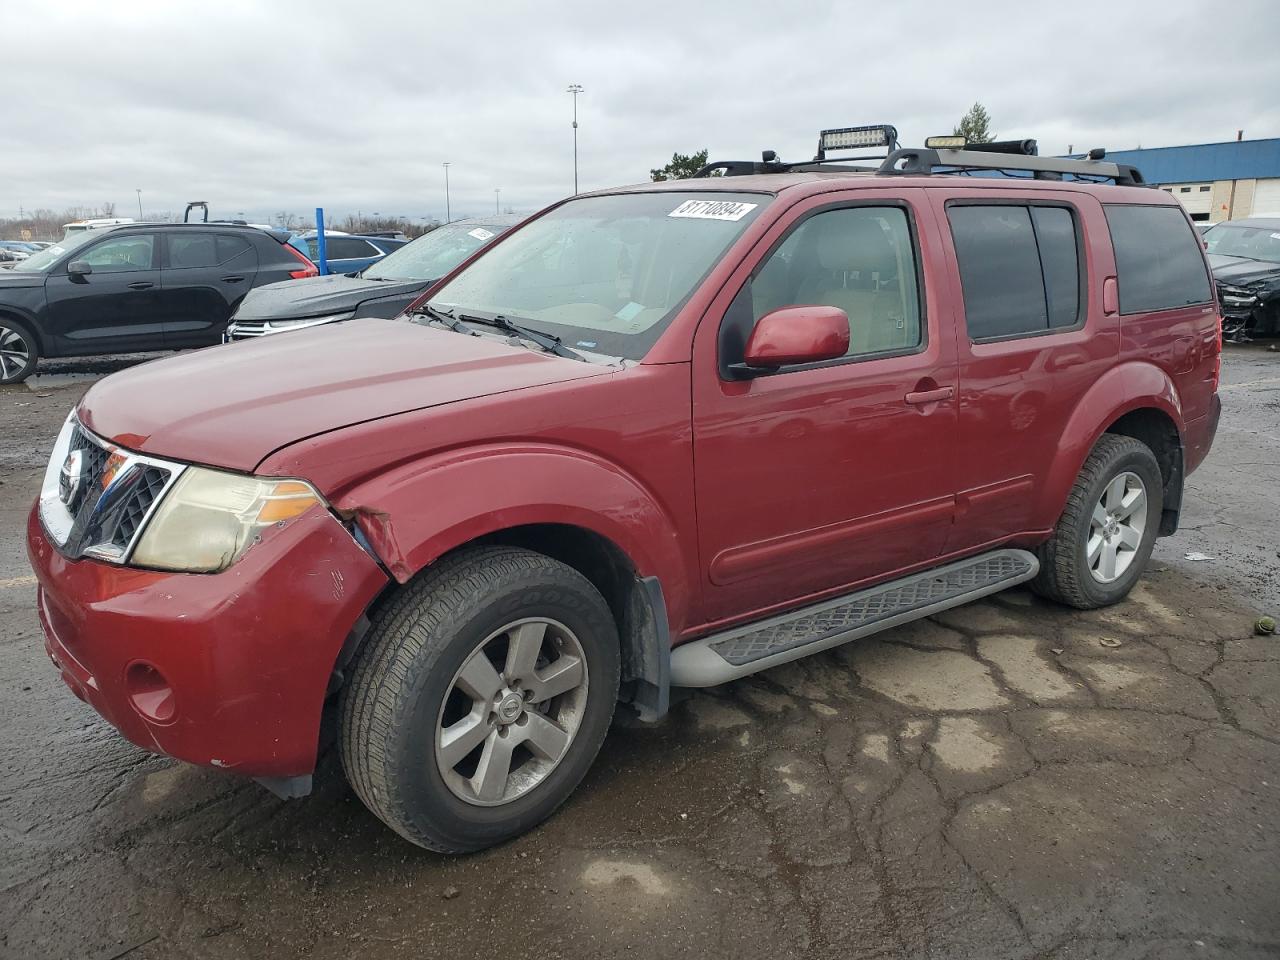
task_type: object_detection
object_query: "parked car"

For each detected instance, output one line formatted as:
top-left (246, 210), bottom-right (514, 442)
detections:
top-left (27, 131), bottom-right (1220, 854)
top-left (1201, 216), bottom-right (1280, 341)
top-left (305, 233), bottom-right (409, 274)
top-left (0, 222), bottom-right (318, 383)
top-left (225, 216), bottom-right (519, 340)
top-left (0, 241), bottom-right (37, 262)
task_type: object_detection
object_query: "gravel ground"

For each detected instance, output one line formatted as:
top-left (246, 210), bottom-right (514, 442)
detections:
top-left (0, 347), bottom-right (1277, 960)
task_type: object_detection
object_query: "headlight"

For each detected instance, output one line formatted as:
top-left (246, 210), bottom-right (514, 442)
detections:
top-left (1218, 285), bottom-right (1259, 306)
top-left (131, 467), bottom-right (324, 573)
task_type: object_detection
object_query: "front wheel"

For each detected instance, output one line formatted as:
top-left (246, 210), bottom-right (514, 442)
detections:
top-left (339, 546), bottom-right (620, 853)
top-left (1031, 434), bottom-right (1164, 609)
top-left (0, 318), bottom-right (39, 384)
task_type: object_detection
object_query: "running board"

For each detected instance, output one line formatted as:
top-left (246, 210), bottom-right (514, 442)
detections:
top-left (670, 549), bottom-right (1038, 687)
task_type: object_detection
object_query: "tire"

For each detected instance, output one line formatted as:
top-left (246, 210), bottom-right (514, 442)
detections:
top-left (1031, 434), bottom-right (1164, 609)
top-left (0, 317), bottom-right (39, 385)
top-left (339, 545), bottom-right (620, 853)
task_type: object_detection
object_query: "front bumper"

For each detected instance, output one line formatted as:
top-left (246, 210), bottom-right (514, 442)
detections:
top-left (27, 502), bottom-right (388, 778)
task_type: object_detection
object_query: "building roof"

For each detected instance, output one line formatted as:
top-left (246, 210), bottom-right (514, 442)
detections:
top-left (1069, 138), bottom-right (1280, 184)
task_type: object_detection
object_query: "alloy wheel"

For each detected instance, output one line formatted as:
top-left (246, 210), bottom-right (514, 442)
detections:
top-left (0, 324), bottom-right (31, 381)
top-left (435, 617), bottom-right (589, 806)
top-left (1086, 471), bottom-right (1147, 584)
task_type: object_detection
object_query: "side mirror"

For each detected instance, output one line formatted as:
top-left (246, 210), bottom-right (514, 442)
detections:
top-left (67, 260), bottom-right (93, 278)
top-left (739, 305), bottom-right (850, 373)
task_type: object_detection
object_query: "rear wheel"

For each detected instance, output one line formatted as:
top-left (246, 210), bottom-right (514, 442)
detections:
top-left (340, 545), bottom-right (619, 853)
top-left (1032, 434), bottom-right (1164, 609)
top-left (0, 318), bottom-right (38, 384)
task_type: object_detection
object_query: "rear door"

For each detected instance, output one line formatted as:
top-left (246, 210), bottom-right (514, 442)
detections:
top-left (933, 188), bottom-right (1118, 552)
top-left (691, 188), bottom-right (960, 626)
top-left (160, 230), bottom-right (259, 347)
top-left (41, 232), bottom-right (165, 353)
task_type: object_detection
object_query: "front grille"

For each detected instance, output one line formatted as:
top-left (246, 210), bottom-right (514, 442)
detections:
top-left (40, 418), bottom-right (182, 564)
top-left (110, 466), bottom-right (170, 549)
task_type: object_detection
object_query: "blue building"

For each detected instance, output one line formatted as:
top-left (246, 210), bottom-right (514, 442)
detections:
top-left (1072, 138), bottom-right (1280, 222)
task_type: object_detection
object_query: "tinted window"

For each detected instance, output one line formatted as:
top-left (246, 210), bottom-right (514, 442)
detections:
top-left (1104, 205), bottom-right (1212, 313)
top-left (312, 237), bottom-right (378, 260)
top-left (1030, 207), bottom-right (1080, 328)
top-left (168, 233), bottom-right (219, 268)
top-left (216, 234), bottom-right (252, 263)
top-left (80, 235), bottom-right (155, 273)
top-left (750, 206), bottom-right (921, 358)
top-left (949, 204), bottom-right (1084, 339)
top-left (949, 206), bottom-right (1047, 338)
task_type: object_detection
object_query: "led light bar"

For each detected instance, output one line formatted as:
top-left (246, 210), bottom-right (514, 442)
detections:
top-left (819, 124), bottom-right (898, 153)
top-left (925, 135), bottom-right (967, 149)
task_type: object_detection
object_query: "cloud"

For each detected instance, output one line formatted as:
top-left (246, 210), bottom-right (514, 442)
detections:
top-left (3, 0), bottom-right (1277, 224)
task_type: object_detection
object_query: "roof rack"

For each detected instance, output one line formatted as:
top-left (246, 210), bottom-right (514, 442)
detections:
top-left (878, 146), bottom-right (1146, 186)
top-left (690, 129), bottom-right (1146, 186)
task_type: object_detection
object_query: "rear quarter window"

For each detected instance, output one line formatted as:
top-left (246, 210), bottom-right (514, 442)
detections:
top-left (1103, 205), bottom-right (1212, 314)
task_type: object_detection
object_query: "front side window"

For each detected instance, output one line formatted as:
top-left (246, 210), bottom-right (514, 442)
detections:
top-left (747, 206), bottom-right (921, 358)
top-left (79, 235), bottom-right (155, 273)
top-left (428, 191), bottom-right (769, 361)
top-left (1104, 205), bottom-right (1212, 313)
top-left (948, 204), bottom-right (1083, 339)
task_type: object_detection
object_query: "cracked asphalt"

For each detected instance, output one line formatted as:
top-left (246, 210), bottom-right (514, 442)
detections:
top-left (1, 348), bottom-right (1278, 960)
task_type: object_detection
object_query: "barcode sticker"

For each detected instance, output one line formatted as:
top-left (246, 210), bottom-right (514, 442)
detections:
top-left (668, 199), bottom-right (758, 222)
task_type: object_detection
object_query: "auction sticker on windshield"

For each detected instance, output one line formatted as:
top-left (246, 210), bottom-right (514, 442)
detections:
top-left (668, 199), bottom-right (758, 222)
top-left (468, 228), bottom-right (495, 241)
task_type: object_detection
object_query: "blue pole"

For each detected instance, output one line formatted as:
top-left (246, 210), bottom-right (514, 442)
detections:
top-left (315, 207), bottom-right (329, 275)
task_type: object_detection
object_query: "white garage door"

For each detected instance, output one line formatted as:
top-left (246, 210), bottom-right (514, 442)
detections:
top-left (1168, 183), bottom-right (1213, 217)
top-left (1252, 178), bottom-right (1280, 216)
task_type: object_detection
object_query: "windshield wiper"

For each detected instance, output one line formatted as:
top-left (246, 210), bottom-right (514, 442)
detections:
top-left (457, 312), bottom-right (585, 361)
top-left (413, 303), bottom-right (476, 336)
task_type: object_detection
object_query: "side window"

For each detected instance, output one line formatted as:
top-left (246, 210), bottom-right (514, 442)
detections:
top-left (168, 233), bottom-right (219, 269)
top-left (749, 206), bottom-right (921, 358)
top-left (79, 235), bottom-right (155, 273)
top-left (215, 234), bottom-right (252, 263)
top-left (323, 237), bottom-right (379, 260)
top-left (1103, 205), bottom-right (1212, 314)
top-left (947, 204), bottom-right (1083, 340)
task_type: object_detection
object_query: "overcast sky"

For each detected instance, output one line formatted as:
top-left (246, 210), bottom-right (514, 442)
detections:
top-left (4, 0), bottom-right (1278, 225)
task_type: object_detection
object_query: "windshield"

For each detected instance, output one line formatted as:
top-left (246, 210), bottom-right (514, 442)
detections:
top-left (1204, 224), bottom-right (1280, 264)
top-left (11, 230), bottom-right (100, 272)
top-left (426, 191), bottom-right (769, 360)
top-left (364, 222), bottom-right (509, 281)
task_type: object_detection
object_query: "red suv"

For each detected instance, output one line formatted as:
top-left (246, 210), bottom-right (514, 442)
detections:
top-left (27, 130), bottom-right (1221, 853)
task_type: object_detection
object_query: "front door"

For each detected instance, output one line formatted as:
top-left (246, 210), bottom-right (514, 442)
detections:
top-left (691, 190), bottom-right (959, 627)
top-left (43, 233), bottom-right (165, 354)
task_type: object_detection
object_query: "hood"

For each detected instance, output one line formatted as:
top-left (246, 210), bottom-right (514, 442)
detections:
top-left (1208, 254), bottom-right (1280, 286)
top-left (79, 318), bottom-right (611, 472)
top-left (0, 269), bottom-right (46, 289)
top-left (233, 273), bottom-right (427, 321)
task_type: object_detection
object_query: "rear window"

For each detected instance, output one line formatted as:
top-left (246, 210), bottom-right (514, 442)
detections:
top-left (311, 237), bottom-right (378, 260)
top-left (947, 204), bottom-right (1083, 340)
top-left (1104, 205), bottom-right (1212, 314)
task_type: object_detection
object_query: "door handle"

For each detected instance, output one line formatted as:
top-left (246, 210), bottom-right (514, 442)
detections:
top-left (221, 275), bottom-right (245, 283)
top-left (127, 281), bottom-right (154, 290)
top-left (905, 386), bottom-right (954, 405)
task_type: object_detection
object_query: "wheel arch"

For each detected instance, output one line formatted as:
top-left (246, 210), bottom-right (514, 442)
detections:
top-left (0, 307), bottom-right (46, 354)
top-left (1037, 360), bottom-right (1185, 535)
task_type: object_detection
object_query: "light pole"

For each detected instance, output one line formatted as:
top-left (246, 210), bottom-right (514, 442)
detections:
top-left (567, 83), bottom-right (583, 195)
top-left (495, 188), bottom-right (501, 214)
top-left (135, 188), bottom-right (143, 219)
top-left (442, 162), bottom-right (451, 223)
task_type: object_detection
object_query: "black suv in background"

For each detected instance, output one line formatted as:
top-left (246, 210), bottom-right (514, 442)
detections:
top-left (0, 223), bottom-right (317, 383)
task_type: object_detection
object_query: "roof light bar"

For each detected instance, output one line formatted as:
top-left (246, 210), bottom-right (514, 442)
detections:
top-left (925, 135), bottom-right (967, 149)
top-left (817, 125), bottom-right (898, 158)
